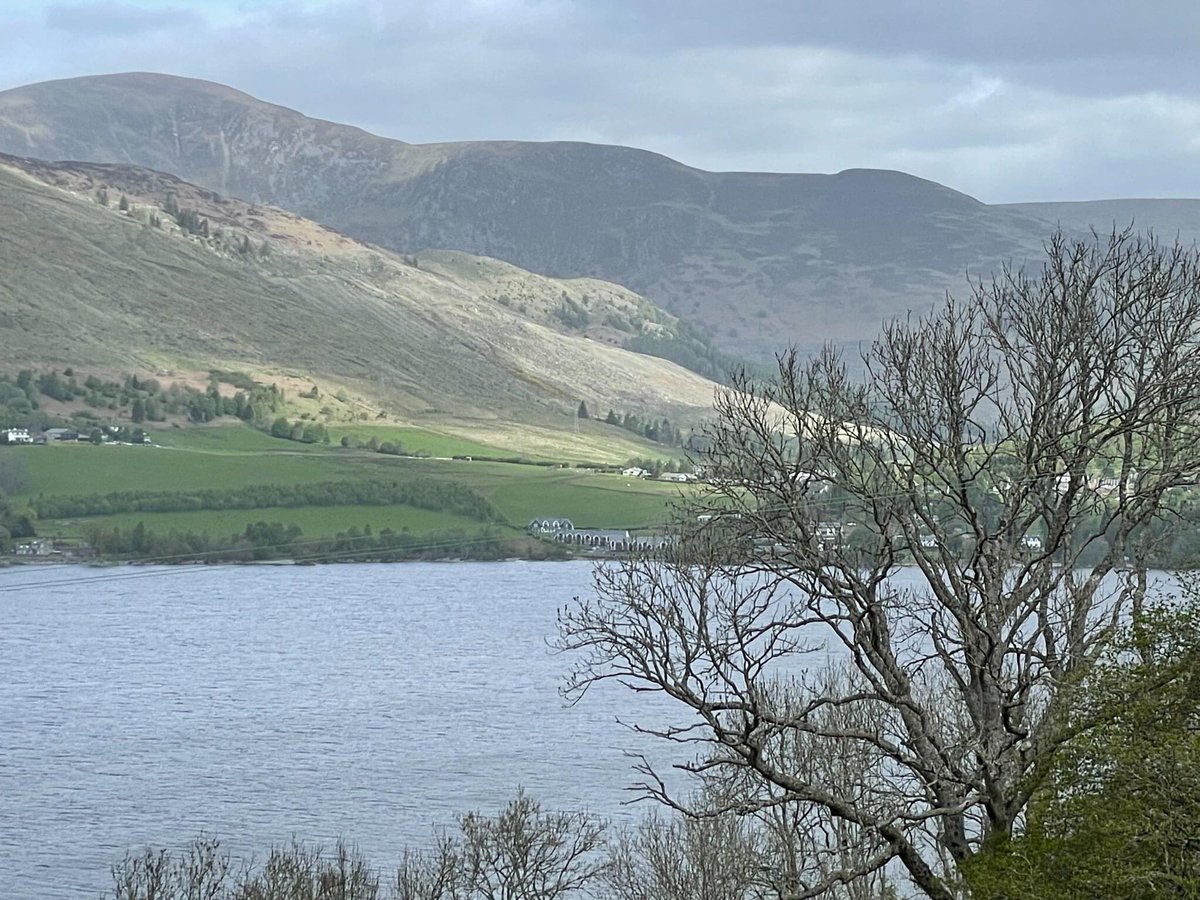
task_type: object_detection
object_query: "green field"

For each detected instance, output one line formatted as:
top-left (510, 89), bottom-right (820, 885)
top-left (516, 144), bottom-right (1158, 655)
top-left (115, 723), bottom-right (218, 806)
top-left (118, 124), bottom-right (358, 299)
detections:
top-left (326, 425), bottom-right (514, 459)
top-left (150, 424), bottom-right (328, 454)
top-left (12, 441), bottom-right (355, 495)
top-left (347, 455), bottom-right (682, 527)
top-left (471, 467), bottom-right (679, 527)
top-left (10, 423), bottom-right (689, 548)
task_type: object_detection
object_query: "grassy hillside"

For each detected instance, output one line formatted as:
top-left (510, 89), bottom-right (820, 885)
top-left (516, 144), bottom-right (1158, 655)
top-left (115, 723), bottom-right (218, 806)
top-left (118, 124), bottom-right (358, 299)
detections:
top-left (0, 154), bottom-right (720, 462)
top-left (0, 72), bottom-right (1063, 359)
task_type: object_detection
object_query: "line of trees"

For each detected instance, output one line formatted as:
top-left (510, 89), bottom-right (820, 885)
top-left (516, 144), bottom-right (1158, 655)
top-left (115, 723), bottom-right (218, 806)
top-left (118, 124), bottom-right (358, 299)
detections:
top-left (600, 408), bottom-right (687, 447)
top-left (98, 787), bottom-right (881, 900)
top-left (0, 456), bottom-right (35, 549)
top-left (35, 479), bottom-right (503, 523)
top-left (339, 434), bottom-right (432, 457)
top-left (83, 521), bottom-right (516, 563)
top-left (0, 367), bottom-right (287, 430)
top-left (269, 415), bottom-right (330, 444)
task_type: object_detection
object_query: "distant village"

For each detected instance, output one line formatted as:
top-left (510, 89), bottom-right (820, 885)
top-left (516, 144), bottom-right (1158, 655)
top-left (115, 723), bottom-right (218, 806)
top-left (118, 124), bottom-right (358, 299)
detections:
top-left (526, 517), bottom-right (673, 554)
top-left (0, 425), bottom-right (151, 445)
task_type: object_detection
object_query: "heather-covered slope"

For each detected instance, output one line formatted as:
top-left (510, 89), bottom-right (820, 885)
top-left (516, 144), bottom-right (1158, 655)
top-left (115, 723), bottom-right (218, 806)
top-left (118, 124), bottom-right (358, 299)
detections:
top-left (0, 153), bottom-right (719, 457)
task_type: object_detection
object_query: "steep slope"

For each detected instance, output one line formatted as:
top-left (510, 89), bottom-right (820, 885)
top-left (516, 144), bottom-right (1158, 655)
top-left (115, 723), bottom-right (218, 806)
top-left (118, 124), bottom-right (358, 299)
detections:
top-left (0, 73), bottom-right (1059, 359)
top-left (0, 153), bottom-right (719, 454)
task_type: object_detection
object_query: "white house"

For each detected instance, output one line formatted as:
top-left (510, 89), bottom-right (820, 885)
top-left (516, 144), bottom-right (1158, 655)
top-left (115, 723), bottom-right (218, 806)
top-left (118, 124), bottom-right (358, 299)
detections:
top-left (14, 538), bottom-right (54, 556)
top-left (0, 428), bottom-right (32, 444)
top-left (528, 517), bottom-right (576, 535)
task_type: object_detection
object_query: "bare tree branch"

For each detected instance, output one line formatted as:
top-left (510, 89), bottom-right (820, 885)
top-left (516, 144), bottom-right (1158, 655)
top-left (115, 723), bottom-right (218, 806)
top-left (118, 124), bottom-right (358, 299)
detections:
top-left (560, 230), bottom-right (1200, 898)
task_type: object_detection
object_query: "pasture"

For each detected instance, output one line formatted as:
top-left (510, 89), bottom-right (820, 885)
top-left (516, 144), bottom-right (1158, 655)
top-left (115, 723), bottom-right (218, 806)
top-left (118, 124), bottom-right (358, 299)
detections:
top-left (11, 423), bottom-right (688, 544)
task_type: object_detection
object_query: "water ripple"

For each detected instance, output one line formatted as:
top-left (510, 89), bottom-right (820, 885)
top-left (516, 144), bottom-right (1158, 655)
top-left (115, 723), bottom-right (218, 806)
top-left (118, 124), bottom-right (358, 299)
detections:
top-left (0, 561), bottom-right (674, 899)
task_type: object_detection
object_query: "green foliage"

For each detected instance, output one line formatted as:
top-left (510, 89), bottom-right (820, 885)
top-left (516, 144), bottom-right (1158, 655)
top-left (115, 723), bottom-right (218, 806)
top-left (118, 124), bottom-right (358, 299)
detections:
top-left (0, 491), bottom-right (36, 545)
top-left (84, 520), bottom-right (514, 563)
top-left (37, 370), bottom-right (73, 401)
top-left (331, 426), bottom-right (508, 460)
top-left (0, 454), bottom-right (31, 495)
top-left (35, 478), bottom-right (504, 523)
top-left (553, 294), bottom-right (590, 329)
top-left (208, 369), bottom-right (260, 392)
top-left (0, 367), bottom-right (284, 431)
top-left (963, 589), bottom-right (1200, 899)
top-left (626, 318), bottom-right (765, 384)
top-left (601, 408), bottom-right (686, 447)
top-left (174, 207), bottom-right (209, 236)
top-left (61, 503), bottom-right (481, 543)
top-left (269, 416), bottom-right (329, 444)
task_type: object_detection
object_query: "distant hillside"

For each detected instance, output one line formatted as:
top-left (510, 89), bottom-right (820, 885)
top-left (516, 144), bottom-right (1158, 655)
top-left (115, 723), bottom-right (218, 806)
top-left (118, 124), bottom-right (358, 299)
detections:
top-left (0, 72), bottom-right (1067, 359)
top-left (0, 153), bottom-right (720, 458)
top-left (1003, 200), bottom-right (1200, 248)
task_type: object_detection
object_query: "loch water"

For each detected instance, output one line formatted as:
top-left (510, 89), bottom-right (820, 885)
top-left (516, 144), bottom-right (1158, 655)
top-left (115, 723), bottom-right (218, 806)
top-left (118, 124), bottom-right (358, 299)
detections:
top-left (0, 561), bottom-right (678, 899)
top-left (3, 560), bottom-right (1174, 897)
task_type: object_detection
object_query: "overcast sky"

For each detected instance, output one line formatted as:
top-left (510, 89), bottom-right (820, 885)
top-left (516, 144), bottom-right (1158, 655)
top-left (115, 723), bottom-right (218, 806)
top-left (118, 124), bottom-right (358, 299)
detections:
top-left (1, 0), bottom-right (1198, 203)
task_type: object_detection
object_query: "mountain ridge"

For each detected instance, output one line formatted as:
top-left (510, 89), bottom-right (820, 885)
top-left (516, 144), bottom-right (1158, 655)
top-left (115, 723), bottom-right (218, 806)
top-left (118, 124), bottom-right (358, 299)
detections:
top-left (0, 72), bottom-right (1065, 359)
top-left (6, 73), bottom-right (1200, 362)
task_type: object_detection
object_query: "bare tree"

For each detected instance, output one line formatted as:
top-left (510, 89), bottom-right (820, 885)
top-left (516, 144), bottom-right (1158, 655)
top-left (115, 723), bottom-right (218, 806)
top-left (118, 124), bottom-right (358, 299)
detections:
top-left (108, 837), bottom-right (236, 900)
top-left (103, 794), bottom-right (603, 900)
top-left (393, 835), bottom-right (465, 900)
top-left (457, 791), bottom-right (607, 900)
top-left (234, 840), bottom-right (380, 900)
top-left (559, 231), bottom-right (1200, 899)
top-left (599, 775), bottom-right (892, 900)
top-left (601, 806), bottom-right (764, 900)
top-left (110, 846), bottom-right (173, 900)
top-left (393, 791), bottom-right (606, 900)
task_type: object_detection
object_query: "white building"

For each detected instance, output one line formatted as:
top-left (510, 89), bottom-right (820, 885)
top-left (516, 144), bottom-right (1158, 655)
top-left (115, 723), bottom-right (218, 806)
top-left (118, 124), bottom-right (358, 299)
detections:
top-left (0, 428), bottom-right (32, 444)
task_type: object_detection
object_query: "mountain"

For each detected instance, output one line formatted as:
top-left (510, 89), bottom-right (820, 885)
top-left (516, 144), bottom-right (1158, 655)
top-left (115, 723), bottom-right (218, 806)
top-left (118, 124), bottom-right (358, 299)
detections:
top-left (0, 72), bottom-right (1070, 360)
top-left (1002, 200), bottom-right (1200, 248)
top-left (0, 152), bottom-right (720, 459)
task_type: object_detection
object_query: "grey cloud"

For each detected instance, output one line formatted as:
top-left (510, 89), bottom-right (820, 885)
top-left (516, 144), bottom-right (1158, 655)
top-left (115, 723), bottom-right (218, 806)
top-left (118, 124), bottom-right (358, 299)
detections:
top-left (45, 2), bottom-right (203, 36)
top-left (3, 0), bottom-right (1199, 202)
top-left (592, 0), bottom-right (1200, 87)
